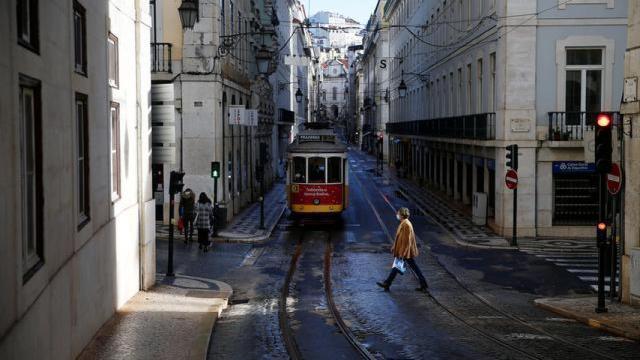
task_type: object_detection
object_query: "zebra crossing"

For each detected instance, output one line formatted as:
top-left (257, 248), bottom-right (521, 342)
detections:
top-left (518, 238), bottom-right (619, 292)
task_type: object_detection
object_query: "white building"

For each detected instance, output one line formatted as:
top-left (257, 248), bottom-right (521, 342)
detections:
top-left (150, 0), bottom-right (280, 223)
top-left (621, 0), bottom-right (640, 305)
top-left (272, 0), bottom-right (316, 161)
top-left (0, 0), bottom-right (154, 358)
top-left (320, 59), bottom-right (350, 126)
top-left (376, 0), bottom-right (628, 238)
top-left (309, 11), bottom-right (364, 50)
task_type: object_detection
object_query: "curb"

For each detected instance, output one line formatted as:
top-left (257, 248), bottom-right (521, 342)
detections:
top-left (214, 205), bottom-right (286, 244)
top-left (395, 185), bottom-right (515, 250)
top-left (534, 298), bottom-right (640, 341)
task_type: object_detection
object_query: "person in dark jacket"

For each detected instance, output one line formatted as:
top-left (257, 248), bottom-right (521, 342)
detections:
top-left (377, 207), bottom-right (428, 292)
top-left (195, 192), bottom-right (214, 252)
top-left (179, 188), bottom-right (196, 243)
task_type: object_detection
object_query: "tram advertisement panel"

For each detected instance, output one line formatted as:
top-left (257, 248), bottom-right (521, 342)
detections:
top-left (290, 184), bottom-right (343, 205)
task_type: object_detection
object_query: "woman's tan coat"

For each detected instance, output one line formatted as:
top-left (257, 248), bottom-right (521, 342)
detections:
top-left (391, 219), bottom-right (419, 259)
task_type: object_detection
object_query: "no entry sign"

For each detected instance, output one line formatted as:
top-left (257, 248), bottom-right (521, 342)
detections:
top-left (607, 163), bottom-right (622, 195)
top-left (505, 169), bottom-right (518, 190)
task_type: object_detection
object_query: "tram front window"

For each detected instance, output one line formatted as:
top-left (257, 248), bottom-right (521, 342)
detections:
top-left (293, 157), bottom-right (306, 183)
top-left (308, 157), bottom-right (326, 183)
top-left (328, 157), bottom-right (342, 183)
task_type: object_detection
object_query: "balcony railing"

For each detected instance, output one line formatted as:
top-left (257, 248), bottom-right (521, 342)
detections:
top-left (548, 112), bottom-right (620, 141)
top-left (386, 113), bottom-right (496, 140)
top-left (151, 43), bottom-right (172, 73)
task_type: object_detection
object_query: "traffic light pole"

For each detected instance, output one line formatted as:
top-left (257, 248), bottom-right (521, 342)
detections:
top-left (596, 174), bottom-right (607, 313)
top-left (512, 187), bottom-right (518, 247)
top-left (260, 167), bottom-right (265, 230)
top-left (167, 192), bottom-right (175, 277)
top-left (213, 176), bottom-right (218, 237)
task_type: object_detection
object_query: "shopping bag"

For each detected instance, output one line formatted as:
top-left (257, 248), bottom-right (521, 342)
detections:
top-left (392, 257), bottom-right (406, 275)
top-left (177, 217), bottom-right (184, 233)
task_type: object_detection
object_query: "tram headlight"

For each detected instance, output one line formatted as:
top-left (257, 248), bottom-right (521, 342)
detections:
top-left (313, 199), bottom-right (320, 205)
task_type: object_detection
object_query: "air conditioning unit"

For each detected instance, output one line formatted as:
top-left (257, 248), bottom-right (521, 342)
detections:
top-left (472, 192), bottom-right (487, 226)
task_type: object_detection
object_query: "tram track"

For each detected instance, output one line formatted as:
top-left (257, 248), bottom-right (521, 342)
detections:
top-left (279, 230), bottom-right (377, 360)
top-left (349, 155), bottom-right (619, 360)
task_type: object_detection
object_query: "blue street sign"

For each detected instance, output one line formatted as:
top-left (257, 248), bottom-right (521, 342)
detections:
top-left (552, 161), bottom-right (596, 174)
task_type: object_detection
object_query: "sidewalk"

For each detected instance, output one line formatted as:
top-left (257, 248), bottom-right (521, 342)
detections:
top-left (79, 274), bottom-right (232, 360)
top-left (355, 151), bottom-right (511, 249)
top-left (216, 182), bottom-right (286, 243)
top-left (535, 296), bottom-right (640, 341)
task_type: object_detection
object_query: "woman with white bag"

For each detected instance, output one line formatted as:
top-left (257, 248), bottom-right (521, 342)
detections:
top-left (377, 207), bottom-right (428, 292)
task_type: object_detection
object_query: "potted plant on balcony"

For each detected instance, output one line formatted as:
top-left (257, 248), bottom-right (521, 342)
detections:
top-left (551, 128), bottom-right (562, 141)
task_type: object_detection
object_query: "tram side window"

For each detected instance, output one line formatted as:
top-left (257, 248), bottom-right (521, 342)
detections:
top-left (308, 157), bottom-right (326, 183)
top-left (328, 157), bottom-right (342, 183)
top-left (293, 157), bottom-right (306, 183)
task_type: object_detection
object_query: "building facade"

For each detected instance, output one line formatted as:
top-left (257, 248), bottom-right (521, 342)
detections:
top-left (372, 0), bottom-right (628, 238)
top-left (621, 0), bottom-right (640, 305)
top-left (150, 0), bottom-right (282, 223)
top-left (0, 0), bottom-right (154, 357)
top-left (272, 0), bottom-right (316, 164)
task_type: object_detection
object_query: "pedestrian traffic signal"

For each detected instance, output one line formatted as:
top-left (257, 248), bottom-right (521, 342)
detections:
top-left (211, 161), bottom-right (220, 179)
top-left (506, 144), bottom-right (518, 170)
top-left (596, 222), bottom-right (608, 247)
top-left (169, 171), bottom-right (185, 195)
top-left (595, 113), bottom-right (612, 173)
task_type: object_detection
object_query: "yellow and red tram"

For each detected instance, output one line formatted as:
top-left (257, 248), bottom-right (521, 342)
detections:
top-left (286, 124), bottom-right (349, 215)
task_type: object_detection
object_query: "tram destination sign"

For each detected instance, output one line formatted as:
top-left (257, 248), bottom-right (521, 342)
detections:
top-left (298, 134), bottom-right (335, 143)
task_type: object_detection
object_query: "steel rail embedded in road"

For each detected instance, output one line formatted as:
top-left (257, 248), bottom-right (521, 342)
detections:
top-left (324, 239), bottom-right (378, 360)
top-left (279, 237), bottom-right (303, 360)
top-left (279, 230), bottom-right (375, 360)
top-left (350, 150), bottom-right (620, 360)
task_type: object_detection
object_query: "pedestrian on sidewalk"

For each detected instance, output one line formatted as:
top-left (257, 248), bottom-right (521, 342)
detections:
top-left (195, 192), bottom-right (214, 252)
top-left (377, 207), bottom-right (428, 292)
top-left (179, 188), bottom-right (196, 244)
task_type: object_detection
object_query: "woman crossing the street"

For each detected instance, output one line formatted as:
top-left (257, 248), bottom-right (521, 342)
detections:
top-left (377, 207), bottom-right (428, 292)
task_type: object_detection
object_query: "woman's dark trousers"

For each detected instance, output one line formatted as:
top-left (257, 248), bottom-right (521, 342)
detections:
top-left (198, 228), bottom-right (210, 247)
top-left (385, 258), bottom-right (428, 287)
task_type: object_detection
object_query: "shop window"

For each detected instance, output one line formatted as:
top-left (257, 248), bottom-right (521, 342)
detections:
top-left (553, 171), bottom-right (599, 226)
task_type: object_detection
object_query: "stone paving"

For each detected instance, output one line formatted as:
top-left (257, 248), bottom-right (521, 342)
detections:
top-left (78, 275), bottom-right (232, 360)
top-left (216, 183), bottom-right (286, 242)
top-left (349, 152), bottom-right (510, 248)
top-left (156, 183), bottom-right (286, 243)
top-left (535, 296), bottom-right (640, 341)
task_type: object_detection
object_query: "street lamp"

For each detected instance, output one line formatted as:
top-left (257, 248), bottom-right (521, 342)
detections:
top-left (178, 0), bottom-right (199, 30)
top-left (295, 88), bottom-right (303, 103)
top-left (255, 45), bottom-right (271, 75)
top-left (398, 71), bottom-right (408, 99)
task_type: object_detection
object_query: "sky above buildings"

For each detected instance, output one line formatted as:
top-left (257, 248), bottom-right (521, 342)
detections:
top-left (307, 0), bottom-right (378, 25)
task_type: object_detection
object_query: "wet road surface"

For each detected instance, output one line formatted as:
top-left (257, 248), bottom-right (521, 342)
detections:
top-left (158, 149), bottom-right (640, 359)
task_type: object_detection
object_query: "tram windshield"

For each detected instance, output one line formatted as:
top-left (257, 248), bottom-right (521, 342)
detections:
top-left (308, 157), bottom-right (326, 183)
top-left (328, 157), bottom-right (342, 183)
top-left (292, 157), bottom-right (306, 183)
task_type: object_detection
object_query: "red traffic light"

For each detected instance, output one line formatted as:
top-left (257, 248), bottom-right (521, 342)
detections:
top-left (597, 222), bottom-right (607, 231)
top-left (596, 114), bottom-right (611, 127)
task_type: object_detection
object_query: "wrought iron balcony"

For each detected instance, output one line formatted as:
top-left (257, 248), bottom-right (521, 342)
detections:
top-left (151, 43), bottom-right (172, 73)
top-left (548, 112), bottom-right (620, 141)
top-left (386, 113), bottom-right (496, 140)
